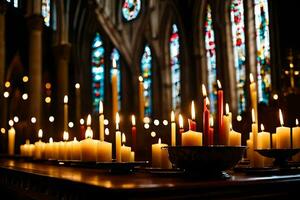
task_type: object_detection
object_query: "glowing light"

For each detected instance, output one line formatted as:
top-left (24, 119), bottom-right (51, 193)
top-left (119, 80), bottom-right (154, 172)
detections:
top-left (191, 101), bottom-right (195, 120)
top-left (104, 119), bottom-right (109, 125)
top-left (5, 81), bottom-right (11, 88)
top-left (179, 114), bottom-right (183, 129)
top-left (8, 120), bottom-right (14, 127)
top-left (144, 123), bottom-right (150, 129)
top-left (31, 117), bottom-right (37, 124)
top-left (75, 83), bottom-right (80, 89)
top-left (251, 109), bottom-right (255, 123)
top-left (122, 133), bottom-right (126, 143)
top-left (237, 115), bottom-right (242, 122)
top-left (80, 118), bottom-right (85, 125)
top-left (163, 120), bottom-right (168, 126)
top-left (22, 93), bottom-right (28, 100)
top-left (105, 128), bottom-right (109, 135)
top-left (202, 84), bottom-right (207, 97)
top-left (68, 122), bottom-right (74, 128)
top-left (260, 124), bottom-right (265, 131)
top-left (171, 111), bottom-right (175, 122)
top-left (116, 112), bottom-right (120, 130)
top-left (273, 94), bottom-right (278, 100)
top-left (45, 97), bottom-right (51, 103)
top-left (22, 76), bottom-right (29, 83)
top-left (151, 131), bottom-right (156, 137)
top-left (1, 128), bottom-right (5, 134)
top-left (99, 101), bottom-right (103, 114)
top-left (13, 116), bottom-right (19, 123)
top-left (45, 83), bottom-right (51, 89)
top-left (87, 114), bottom-right (92, 126)
top-left (154, 119), bottom-right (159, 126)
top-left (279, 109), bottom-right (284, 126)
top-left (225, 103), bottom-right (230, 115)
top-left (63, 131), bottom-right (69, 141)
top-left (143, 117), bottom-right (150, 124)
top-left (38, 129), bottom-right (43, 139)
top-left (64, 95), bottom-right (68, 104)
top-left (132, 115), bottom-right (136, 126)
top-left (49, 116), bottom-right (54, 122)
top-left (3, 91), bottom-right (9, 98)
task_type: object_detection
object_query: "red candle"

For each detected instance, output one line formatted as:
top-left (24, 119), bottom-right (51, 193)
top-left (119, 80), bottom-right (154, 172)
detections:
top-left (208, 116), bottom-right (214, 145)
top-left (217, 80), bottom-right (224, 145)
top-left (131, 115), bottom-right (137, 151)
top-left (179, 114), bottom-right (184, 134)
top-left (189, 101), bottom-right (196, 131)
top-left (188, 119), bottom-right (196, 131)
top-left (79, 118), bottom-right (86, 140)
top-left (203, 99), bottom-right (210, 145)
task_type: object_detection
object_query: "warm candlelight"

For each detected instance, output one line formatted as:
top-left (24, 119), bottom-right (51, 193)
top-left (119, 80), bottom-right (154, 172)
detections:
top-left (171, 111), bottom-right (176, 146)
top-left (276, 109), bottom-right (291, 149)
top-left (34, 129), bottom-right (45, 160)
top-left (115, 112), bottom-right (122, 162)
top-left (99, 101), bottom-right (105, 141)
top-left (189, 101), bottom-right (197, 131)
top-left (203, 98), bottom-right (210, 145)
top-left (71, 137), bottom-right (81, 160)
top-left (8, 123), bottom-right (16, 156)
top-left (257, 124), bottom-right (272, 167)
top-left (131, 115), bottom-right (137, 151)
top-left (179, 114), bottom-right (184, 134)
top-left (138, 76), bottom-right (145, 121)
top-left (80, 115), bottom-right (97, 161)
top-left (152, 138), bottom-right (171, 168)
top-left (64, 95), bottom-right (68, 132)
top-left (249, 73), bottom-right (258, 124)
top-left (208, 116), bottom-right (214, 145)
top-left (217, 80), bottom-right (224, 146)
top-left (182, 130), bottom-right (203, 146)
top-left (221, 103), bottom-right (231, 145)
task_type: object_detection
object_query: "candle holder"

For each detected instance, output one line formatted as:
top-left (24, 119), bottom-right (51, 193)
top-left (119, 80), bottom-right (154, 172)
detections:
top-left (164, 146), bottom-right (246, 179)
top-left (255, 148), bottom-right (300, 168)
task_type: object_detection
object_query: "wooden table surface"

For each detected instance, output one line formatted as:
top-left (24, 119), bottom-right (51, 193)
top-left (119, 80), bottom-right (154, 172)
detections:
top-left (1, 158), bottom-right (300, 199)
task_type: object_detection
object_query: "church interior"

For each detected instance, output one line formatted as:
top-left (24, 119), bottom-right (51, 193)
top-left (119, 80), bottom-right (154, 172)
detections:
top-left (1, 0), bottom-right (300, 199)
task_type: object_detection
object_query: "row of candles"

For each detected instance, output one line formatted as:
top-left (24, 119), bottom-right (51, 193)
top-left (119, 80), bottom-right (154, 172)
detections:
top-left (8, 74), bottom-right (300, 169)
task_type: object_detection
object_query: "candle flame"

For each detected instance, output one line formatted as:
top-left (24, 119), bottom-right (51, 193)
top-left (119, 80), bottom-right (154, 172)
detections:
top-left (296, 119), bottom-right (299, 126)
top-left (260, 124), bottom-right (265, 131)
top-left (251, 108), bottom-right (255, 123)
top-left (74, 137), bottom-right (77, 142)
top-left (112, 59), bottom-right (117, 69)
top-left (49, 137), bottom-right (53, 143)
top-left (179, 114), bottom-right (184, 129)
top-left (191, 101), bottom-right (195, 120)
top-left (38, 129), bottom-right (43, 139)
top-left (217, 80), bottom-right (222, 90)
top-left (158, 138), bottom-right (161, 144)
top-left (116, 112), bottom-right (120, 130)
top-left (279, 109), bottom-right (284, 126)
top-left (249, 73), bottom-right (254, 83)
top-left (171, 111), bottom-right (175, 122)
top-left (87, 114), bottom-right (91, 126)
top-left (131, 115), bottom-right (136, 126)
top-left (99, 101), bottom-right (103, 114)
top-left (63, 131), bottom-right (69, 141)
top-left (225, 103), bottom-right (230, 115)
top-left (64, 95), bottom-right (68, 104)
top-left (202, 84), bottom-right (207, 97)
top-left (85, 127), bottom-right (93, 139)
top-left (206, 98), bottom-right (210, 106)
top-left (105, 128), bottom-right (109, 135)
top-left (138, 76), bottom-right (143, 82)
top-left (122, 133), bottom-right (126, 143)
top-left (210, 116), bottom-right (214, 127)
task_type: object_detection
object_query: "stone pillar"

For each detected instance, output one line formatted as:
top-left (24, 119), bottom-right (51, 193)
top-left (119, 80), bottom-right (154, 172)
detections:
top-left (0, 3), bottom-right (6, 129)
top-left (27, 15), bottom-right (43, 130)
top-left (53, 44), bottom-right (71, 134)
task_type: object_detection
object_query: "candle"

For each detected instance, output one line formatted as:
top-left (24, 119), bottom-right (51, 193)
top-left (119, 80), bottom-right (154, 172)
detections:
top-left (188, 101), bottom-right (197, 131)
top-left (257, 124), bottom-right (272, 167)
top-left (97, 141), bottom-right (112, 162)
top-left (64, 95), bottom-right (68, 132)
top-left (182, 130), bottom-right (203, 146)
top-left (249, 74), bottom-right (258, 123)
top-left (79, 118), bottom-right (85, 140)
top-left (203, 99), bottom-right (210, 145)
top-left (80, 115), bottom-right (97, 161)
top-left (276, 109), bottom-right (291, 149)
top-left (152, 138), bottom-right (171, 168)
top-left (171, 111), bottom-right (176, 146)
top-left (217, 80), bottom-right (224, 145)
top-left (220, 103), bottom-right (231, 145)
top-left (251, 109), bottom-right (258, 150)
top-left (130, 151), bottom-right (135, 162)
top-left (131, 115), bottom-right (137, 151)
top-left (71, 137), bottom-right (81, 160)
top-left (34, 129), bottom-right (45, 160)
top-left (115, 112), bottom-right (122, 162)
top-left (99, 101), bottom-right (105, 141)
top-left (75, 83), bottom-right (81, 127)
top-left (8, 124), bottom-right (16, 156)
top-left (179, 114), bottom-right (184, 134)
top-left (208, 116), bottom-right (214, 145)
top-left (272, 133), bottom-right (277, 149)
top-left (45, 137), bottom-right (54, 159)
top-left (229, 125), bottom-right (241, 146)
top-left (112, 60), bottom-right (118, 119)
top-left (292, 119), bottom-right (300, 161)
top-left (121, 133), bottom-right (131, 162)
top-left (138, 76), bottom-right (145, 121)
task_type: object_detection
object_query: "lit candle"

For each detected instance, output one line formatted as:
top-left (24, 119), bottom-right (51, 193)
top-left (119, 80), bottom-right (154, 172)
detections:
top-left (115, 112), bottom-right (122, 162)
top-left (138, 76), bottom-right (145, 121)
top-left (121, 133), bottom-right (131, 162)
top-left (217, 80), bottom-right (224, 145)
top-left (96, 140), bottom-right (112, 162)
top-left (64, 95), bottom-right (68, 132)
top-left (45, 137), bottom-right (54, 159)
top-left (257, 124), bottom-right (272, 167)
top-left (112, 60), bottom-right (118, 119)
top-left (71, 137), bottom-right (81, 160)
top-left (64, 131), bottom-right (71, 160)
top-left (251, 108), bottom-right (258, 150)
top-left (292, 119), bottom-right (300, 161)
top-left (203, 98), bottom-right (210, 145)
top-left (229, 124), bottom-right (241, 146)
top-left (79, 118), bottom-right (85, 140)
top-left (34, 129), bottom-right (45, 160)
top-left (182, 130), bottom-right (203, 146)
top-left (221, 103), bottom-right (231, 145)
top-left (131, 115), bottom-right (137, 151)
top-left (249, 74), bottom-right (258, 123)
top-left (208, 116), bottom-right (214, 145)
top-left (179, 114), bottom-right (184, 135)
top-left (80, 115), bottom-right (97, 161)
top-left (99, 101), bottom-right (105, 141)
top-left (272, 133), bottom-right (277, 149)
top-left (171, 111), bottom-right (176, 146)
top-left (276, 109), bottom-right (291, 149)
top-left (8, 122), bottom-right (16, 156)
top-left (152, 138), bottom-right (171, 168)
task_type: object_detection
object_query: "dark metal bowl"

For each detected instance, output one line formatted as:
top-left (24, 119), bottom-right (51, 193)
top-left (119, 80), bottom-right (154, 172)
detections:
top-left (164, 146), bottom-right (246, 173)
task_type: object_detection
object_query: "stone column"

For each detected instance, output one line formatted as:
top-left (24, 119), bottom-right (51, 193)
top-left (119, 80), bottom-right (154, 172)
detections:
top-left (0, 3), bottom-right (6, 129)
top-left (53, 44), bottom-right (71, 134)
top-left (27, 15), bottom-right (43, 130)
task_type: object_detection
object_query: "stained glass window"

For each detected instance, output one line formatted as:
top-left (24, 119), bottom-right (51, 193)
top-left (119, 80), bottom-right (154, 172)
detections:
top-left (254, 0), bottom-right (271, 104)
top-left (122, 0), bottom-right (142, 21)
top-left (42, 0), bottom-right (51, 27)
top-left (230, 0), bottom-right (246, 114)
top-left (204, 4), bottom-right (217, 114)
top-left (111, 48), bottom-right (121, 110)
top-left (91, 33), bottom-right (105, 113)
top-left (141, 45), bottom-right (152, 116)
top-left (170, 24), bottom-right (181, 111)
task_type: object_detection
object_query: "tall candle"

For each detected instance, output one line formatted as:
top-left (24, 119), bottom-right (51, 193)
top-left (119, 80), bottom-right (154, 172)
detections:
top-left (249, 74), bottom-right (258, 123)
top-left (63, 131), bottom-right (69, 160)
top-left (217, 80), bottom-right (224, 145)
top-left (190, 101), bottom-right (196, 131)
top-left (115, 112), bottom-right (122, 162)
top-left (131, 115), bottom-right (137, 151)
top-left (171, 111), bottom-right (176, 146)
top-left (112, 60), bottom-right (118, 120)
top-left (8, 125), bottom-right (16, 156)
top-left (99, 101), bottom-right (105, 141)
top-left (292, 119), bottom-right (300, 161)
top-left (79, 118), bottom-right (85, 140)
top-left (203, 99), bottom-right (210, 145)
top-left (138, 76), bottom-right (145, 121)
top-left (208, 116), bottom-right (214, 145)
top-left (64, 95), bottom-right (68, 132)
top-left (276, 109), bottom-right (291, 149)
top-left (179, 114), bottom-right (184, 135)
top-left (251, 109), bottom-right (258, 150)
top-left (221, 103), bottom-right (231, 145)
top-left (75, 83), bottom-right (81, 127)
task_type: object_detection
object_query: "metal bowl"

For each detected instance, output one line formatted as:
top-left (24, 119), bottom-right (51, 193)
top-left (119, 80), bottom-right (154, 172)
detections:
top-left (165, 146), bottom-right (246, 173)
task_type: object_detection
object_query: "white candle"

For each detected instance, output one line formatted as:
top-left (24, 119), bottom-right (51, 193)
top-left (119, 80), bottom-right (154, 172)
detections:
top-left (34, 129), bottom-right (45, 160)
top-left (222, 103), bottom-right (231, 145)
top-left (80, 115), bottom-right (97, 161)
top-left (99, 101), bottom-right (105, 141)
top-left (171, 111), bottom-right (176, 146)
top-left (152, 138), bottom-right (171, 168)
top-left (276, 109), bottom-right (291, 149)
top-left (8, 125), bottom-right (16, 156)
top-left (257, 124), bottom-right (272, 167)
